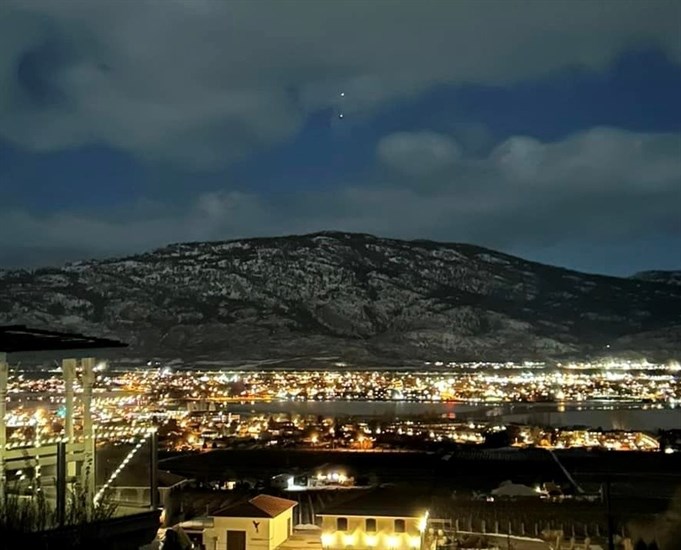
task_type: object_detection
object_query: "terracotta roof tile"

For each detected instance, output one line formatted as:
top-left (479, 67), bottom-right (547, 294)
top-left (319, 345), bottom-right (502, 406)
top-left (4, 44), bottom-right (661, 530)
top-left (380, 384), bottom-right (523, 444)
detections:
top-left (250, 494), bottom-right (297, 518)
top-left (213, 494), bottom-right (297, 518)
top-left (214, 501), bottom-right (273, 518)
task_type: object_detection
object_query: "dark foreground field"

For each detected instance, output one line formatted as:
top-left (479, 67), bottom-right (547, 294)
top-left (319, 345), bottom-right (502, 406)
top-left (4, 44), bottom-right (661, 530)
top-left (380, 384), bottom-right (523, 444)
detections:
top-left (161, 447), bottom-right (681, 495)
top-left (161, 447), bottom-right (681, 546)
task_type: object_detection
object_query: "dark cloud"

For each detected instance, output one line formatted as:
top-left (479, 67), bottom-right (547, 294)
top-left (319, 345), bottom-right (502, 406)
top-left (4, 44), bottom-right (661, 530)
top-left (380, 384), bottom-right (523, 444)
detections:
top-left (377, 132), bottom-right (462, 177)
top-left (1, 0), bottom-right (680, 165)
top-left (0, 1), bottom-right (679, 274)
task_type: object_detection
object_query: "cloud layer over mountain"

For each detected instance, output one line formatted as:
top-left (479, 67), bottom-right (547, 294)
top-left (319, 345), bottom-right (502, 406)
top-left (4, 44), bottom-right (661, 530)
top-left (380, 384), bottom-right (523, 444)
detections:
top-left (1, 127), bottom-right (679, 274)
top-left (0, 0), bottom-right (679, 275)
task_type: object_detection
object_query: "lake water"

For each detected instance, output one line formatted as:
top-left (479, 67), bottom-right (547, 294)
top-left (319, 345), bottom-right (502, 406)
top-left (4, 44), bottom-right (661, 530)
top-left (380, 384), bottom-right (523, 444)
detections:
top-left (225, 400), bottom-right (681, 431)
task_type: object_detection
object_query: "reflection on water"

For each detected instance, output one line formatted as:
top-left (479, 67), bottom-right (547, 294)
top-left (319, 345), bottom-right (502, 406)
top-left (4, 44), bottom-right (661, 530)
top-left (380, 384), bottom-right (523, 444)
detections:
top-left (226, 400), bottom-right (681, 431)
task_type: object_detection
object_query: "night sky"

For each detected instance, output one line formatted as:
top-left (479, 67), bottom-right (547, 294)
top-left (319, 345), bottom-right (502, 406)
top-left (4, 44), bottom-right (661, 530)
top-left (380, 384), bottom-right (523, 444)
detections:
top-left (1, 0), bottom-right (680, 275)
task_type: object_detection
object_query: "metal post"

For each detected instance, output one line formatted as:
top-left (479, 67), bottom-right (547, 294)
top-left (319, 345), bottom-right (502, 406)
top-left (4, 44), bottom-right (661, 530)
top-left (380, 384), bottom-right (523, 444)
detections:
top-left (56, 441), bottom-right (67, 526)
top-left (62, 358), bottom-right (77, 477)
top-left (605, 478), bottom-right (615, 550)
top-left (81, 357), bottom-right (96, 517)
top-left (0, 355), bottom-right (8, 502)
top-left (150, 428), bottom-right (159, 509)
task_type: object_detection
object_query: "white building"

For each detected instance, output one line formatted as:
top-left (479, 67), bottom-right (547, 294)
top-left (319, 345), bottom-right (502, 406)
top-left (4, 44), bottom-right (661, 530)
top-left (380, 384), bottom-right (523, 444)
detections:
top-left (317, 489), bottom-right (431, 550)
top-left (202, 494), bottom-right (297, 550)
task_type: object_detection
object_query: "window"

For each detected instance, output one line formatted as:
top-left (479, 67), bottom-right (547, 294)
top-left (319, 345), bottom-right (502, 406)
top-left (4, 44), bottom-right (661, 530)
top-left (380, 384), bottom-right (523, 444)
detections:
top-left (394, 519), bottom-right (405, 533)
top-left (365, 518), bottom-right (376, 533)
top-left (337, 517), bottom-right (348, 531)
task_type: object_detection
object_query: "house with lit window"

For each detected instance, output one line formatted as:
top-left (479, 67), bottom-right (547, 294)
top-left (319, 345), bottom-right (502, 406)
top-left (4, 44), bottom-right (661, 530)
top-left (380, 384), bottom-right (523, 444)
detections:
top-left (201, 494), bottom-right (297, 550)
top-left (317, 489), bottom-right (432, 550)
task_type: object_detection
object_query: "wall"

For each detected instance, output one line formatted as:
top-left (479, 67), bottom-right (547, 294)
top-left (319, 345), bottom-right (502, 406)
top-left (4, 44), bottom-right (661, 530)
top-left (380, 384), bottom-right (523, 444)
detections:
top-left (202, 509), bottom-right (294, 550)
top-left (269, 509), bottom-right (293, 549)
top-left (319, 515), bottom-right (423, 550)
top-left (203, 517), bottom-right (271, 550)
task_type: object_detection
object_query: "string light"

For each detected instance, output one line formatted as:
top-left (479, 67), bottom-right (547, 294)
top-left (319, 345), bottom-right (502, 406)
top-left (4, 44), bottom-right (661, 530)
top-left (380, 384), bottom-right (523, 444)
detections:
top-left (94, 432), bottom-right (150, 504)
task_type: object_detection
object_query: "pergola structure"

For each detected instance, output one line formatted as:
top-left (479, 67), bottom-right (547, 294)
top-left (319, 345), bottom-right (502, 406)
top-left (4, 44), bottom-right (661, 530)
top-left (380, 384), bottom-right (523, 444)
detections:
top-left (0, 325), bottom-right (128, 520)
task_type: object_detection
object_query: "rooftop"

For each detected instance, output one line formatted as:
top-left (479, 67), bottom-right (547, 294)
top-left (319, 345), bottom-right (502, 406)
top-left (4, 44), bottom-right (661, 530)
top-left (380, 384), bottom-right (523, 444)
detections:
top-left (0, 325), bottom-right (126, 359)
top-left (318, 488), bottom-right (430, 518)
top-left (213, 494), bottom-right (297, 519)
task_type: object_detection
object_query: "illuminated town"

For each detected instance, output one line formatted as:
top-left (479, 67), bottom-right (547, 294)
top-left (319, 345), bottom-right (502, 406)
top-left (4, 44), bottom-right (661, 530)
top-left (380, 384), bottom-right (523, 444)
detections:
top-left (1, 330), bottom-right (677, 550)
top-left (4, 360), bottom-right (679, 454)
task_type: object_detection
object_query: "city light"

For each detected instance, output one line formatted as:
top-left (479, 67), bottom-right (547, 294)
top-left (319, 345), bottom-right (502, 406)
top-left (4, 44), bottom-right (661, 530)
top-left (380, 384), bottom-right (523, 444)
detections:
top-left (0, 361), bottom-right (677, 458)
top-left (418, 511), bottom-right (429, 533)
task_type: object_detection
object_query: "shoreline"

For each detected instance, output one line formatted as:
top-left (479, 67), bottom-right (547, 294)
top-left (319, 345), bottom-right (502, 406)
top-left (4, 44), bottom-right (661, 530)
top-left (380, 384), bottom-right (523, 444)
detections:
top-left (221, 399), bottom-right (681, 431)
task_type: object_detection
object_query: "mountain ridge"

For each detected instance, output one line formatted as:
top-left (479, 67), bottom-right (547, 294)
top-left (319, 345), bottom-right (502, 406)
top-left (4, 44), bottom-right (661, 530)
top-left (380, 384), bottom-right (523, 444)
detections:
top-left (631, 270), bottom-right (681, 287)
top-left (1, 231), bottom-right (680, 363)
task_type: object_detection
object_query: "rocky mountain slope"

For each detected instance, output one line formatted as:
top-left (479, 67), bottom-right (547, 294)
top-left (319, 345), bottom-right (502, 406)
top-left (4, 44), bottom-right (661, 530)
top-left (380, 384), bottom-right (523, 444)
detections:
top-left (631, 270), bottom-right (681, 286)
top-left (1, 232), bottom-right (680, 363)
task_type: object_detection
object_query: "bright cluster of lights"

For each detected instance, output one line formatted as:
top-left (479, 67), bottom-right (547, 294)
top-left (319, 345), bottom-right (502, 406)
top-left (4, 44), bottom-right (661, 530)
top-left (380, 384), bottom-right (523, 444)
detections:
top-left (321, 513), bottom-right (428, 549)
top-left (115, 363), bottom-right (680, 405)
top-left (3, 361), bottom-right (678, 457)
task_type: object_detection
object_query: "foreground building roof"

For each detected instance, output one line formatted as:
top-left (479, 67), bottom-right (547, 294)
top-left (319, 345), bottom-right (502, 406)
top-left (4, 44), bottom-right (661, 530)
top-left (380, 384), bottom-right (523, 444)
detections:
top-left (318, 488), bottom-right (430, 518)
top-left (213, 494), bottom-right (297, 518)
top-left (0, 325), bottom-right (126, 361)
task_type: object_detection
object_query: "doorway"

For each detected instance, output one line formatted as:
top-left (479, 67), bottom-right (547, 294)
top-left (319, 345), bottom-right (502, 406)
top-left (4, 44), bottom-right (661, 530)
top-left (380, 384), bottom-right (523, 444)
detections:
top-left (227, 530), bottom-right (246, 550)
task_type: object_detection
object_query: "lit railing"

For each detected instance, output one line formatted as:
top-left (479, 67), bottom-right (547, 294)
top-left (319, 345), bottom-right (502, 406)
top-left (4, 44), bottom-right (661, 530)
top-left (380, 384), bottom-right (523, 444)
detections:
top-left (94, 429), bottom-right (153, 504)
